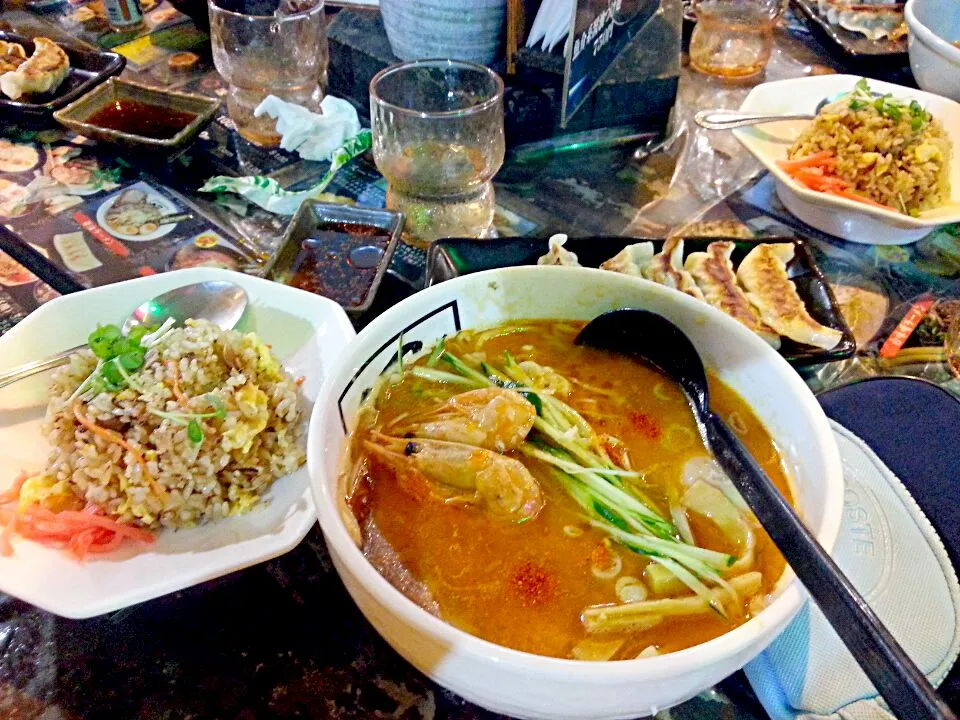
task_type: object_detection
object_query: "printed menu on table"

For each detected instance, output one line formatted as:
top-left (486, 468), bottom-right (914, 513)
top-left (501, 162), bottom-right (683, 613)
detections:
top-left (0, 133), bottom-right (256, 335)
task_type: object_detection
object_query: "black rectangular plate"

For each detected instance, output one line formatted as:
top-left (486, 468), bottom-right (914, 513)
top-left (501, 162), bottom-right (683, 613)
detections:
top-left (426, 235), bottom-right (856, 368)
top-left (790, 0), bottom-right (907, 59)
top-left (0, 33), bottom-right (126, 125)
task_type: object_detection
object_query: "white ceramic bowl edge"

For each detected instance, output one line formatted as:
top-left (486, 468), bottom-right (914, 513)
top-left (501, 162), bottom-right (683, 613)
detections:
top-left (308, 267), bottom-right (845, 719)
top-left (906, 0), bottom-right (960, 102)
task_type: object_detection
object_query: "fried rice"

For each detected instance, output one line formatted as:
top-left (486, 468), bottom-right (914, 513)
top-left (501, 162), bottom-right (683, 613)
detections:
top-left (788, 96), bottom-right (952, 214)
top-left (35, 319), bottom-right (305, 530)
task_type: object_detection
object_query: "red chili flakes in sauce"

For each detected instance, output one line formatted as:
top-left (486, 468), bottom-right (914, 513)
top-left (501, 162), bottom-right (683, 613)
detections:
top-left (629, 412), bottom-right (661, 439)
top-left (510, 561), bottom-right (556, 607)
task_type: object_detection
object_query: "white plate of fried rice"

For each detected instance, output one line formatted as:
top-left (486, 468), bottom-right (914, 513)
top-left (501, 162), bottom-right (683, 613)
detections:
top-left (0, 268), bottom-right (354, 618)
top-left (734, 75), bottom-right (960, 245)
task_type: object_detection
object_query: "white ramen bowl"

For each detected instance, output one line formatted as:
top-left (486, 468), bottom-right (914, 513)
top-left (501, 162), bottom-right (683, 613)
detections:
top-left (308, 266), bottom-right (844, 720)
top-left (906, 0), bottom-right (960, 103)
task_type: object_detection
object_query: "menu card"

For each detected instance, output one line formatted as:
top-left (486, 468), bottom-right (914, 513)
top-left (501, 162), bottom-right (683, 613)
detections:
top-left (527, 0), bottom-right (663, 125)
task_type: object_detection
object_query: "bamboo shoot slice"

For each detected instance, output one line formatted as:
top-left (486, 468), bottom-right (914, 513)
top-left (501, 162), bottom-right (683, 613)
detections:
top-left (583, 572), bottom-right (762, 634)
top-left (571, 637), bottom-right (626, 661)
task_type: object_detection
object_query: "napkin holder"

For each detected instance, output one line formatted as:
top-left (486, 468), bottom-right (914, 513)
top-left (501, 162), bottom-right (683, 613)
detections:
top-left (326, 3), bottom-right (681, 145)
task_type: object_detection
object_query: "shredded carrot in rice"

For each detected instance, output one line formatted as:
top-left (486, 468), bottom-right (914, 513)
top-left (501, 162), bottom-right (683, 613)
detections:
top-left (0, 472), bottom-right (27, 504)
top-left (777, 151), bottom-right (894, 211)
top-left (776, 150), bottom-right (836, 172)
top-left (295, 375), bottom-right (306, 386)
top-left (168, 360), bottom-right (188, 406)
top-left (72, 402), bottom-right (168, 502)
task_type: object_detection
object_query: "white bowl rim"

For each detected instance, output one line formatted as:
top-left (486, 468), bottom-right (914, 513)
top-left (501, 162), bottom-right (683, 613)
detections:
top-left (905, 0), bottom-right (960, 64)
top-left (309, 265), bottom-right (845, 682)
top-left (733, 73), bottom-right (960, 229)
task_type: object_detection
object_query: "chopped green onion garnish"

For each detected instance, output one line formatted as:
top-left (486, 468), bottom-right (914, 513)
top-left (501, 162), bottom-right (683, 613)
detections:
top-left (426, 338), bottom-right (446, 368)
top-left (147, 395), bottom-right (227, 427)
top-left (848, 80), bottom-right (927, 128)
top-left (88, 324), bottom-right (121, 359)
top-left (205, 394), bottom-right (227, 419)
top-left (81, 321), bottom-right (158, 396)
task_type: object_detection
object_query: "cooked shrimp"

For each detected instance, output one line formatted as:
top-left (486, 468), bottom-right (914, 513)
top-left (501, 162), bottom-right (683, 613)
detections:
top-left (364, 432), bottom-right (543, 522)
top-left (398, 387), bottom-right (536, 452)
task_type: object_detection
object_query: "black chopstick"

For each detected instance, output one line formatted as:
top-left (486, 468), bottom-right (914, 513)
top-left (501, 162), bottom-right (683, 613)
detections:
top-left (0, 225), bottom-right (87, 295)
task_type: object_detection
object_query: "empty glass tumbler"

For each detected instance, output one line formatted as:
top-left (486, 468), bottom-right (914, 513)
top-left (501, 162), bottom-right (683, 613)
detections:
top-left (370, 59), bottom-right (506, 245)
top-left (209, 0), bottom-right (328, 147)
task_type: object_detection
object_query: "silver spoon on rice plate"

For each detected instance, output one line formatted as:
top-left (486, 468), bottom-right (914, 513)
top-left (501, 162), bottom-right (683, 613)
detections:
top-left (0, 281), bottom-right (248, 390)
top-left (694, 91), bottom-right (883, 130)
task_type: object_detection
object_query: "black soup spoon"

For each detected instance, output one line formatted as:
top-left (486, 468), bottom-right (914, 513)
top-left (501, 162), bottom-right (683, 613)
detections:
top-left (576, 309), bottom-right (956, 720)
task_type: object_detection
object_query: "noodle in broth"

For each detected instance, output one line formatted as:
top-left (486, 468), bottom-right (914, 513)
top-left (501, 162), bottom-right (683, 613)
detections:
top-left (345, 320), bottom-right (791, 660)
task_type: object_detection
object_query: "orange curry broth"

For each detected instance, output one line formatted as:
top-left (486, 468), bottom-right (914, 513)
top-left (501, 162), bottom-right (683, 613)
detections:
top-left (348, 320), bottom-right (791, 660)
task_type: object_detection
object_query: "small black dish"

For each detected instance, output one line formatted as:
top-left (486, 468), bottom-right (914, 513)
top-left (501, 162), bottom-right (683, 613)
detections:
top-left (265, 202), bottom-right (404, 316)
top-left (790, 0), bottom-right (908, 59)
top-left (0, 33), bottom-right (125, 126)
top-left (426, 235), bottom-right (856, 367)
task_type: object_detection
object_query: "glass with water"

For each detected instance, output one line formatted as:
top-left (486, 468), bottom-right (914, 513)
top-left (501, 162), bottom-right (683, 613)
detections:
top-left (370, 60), bottom-right (506, 246)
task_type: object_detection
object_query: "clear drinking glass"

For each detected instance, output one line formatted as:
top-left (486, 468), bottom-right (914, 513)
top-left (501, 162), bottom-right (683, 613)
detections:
top-left (370, 59), bottom-right (505, 246)
top-left (689, 0), bottom-right (783, 78)
top-left (209, 0), bottom-right (328, 147)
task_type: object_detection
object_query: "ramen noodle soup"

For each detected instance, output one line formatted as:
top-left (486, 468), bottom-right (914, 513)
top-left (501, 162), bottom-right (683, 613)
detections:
top-left (343, 320), bottom-right (792, 661)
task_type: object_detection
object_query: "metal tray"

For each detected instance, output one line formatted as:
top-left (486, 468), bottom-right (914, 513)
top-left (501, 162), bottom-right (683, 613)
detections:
top-left (265, 202), bottom-right (403, 316)
top-left (426, 235), bottom-right (856, 367)
top-left (790, 0), bottom-right (908, 59)
top-left (0, 33), bottom-right (125, 125)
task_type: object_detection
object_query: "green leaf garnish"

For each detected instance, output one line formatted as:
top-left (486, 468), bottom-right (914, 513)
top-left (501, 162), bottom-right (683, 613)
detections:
top-left (127, 325), bottom-right (150, 342)
top-left (88, 324), bottom-right (122, 359)
top-left (848, 80), bottom-right (927, 128)
top-left (117, 350), bottom-right (145, 371)
top-left (187, 420), bottom-right (203, 444)
top-left (520, 390), bottom-right (543, 416)
top-left (101, 362), bottom-right (123, 386)
top-left (80, 320), bottom-right (167, 398)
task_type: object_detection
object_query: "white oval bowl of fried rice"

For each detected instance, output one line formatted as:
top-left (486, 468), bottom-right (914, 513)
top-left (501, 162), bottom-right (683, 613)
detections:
top-left (733, 74), bottom-right (960, 245)
top-left (0, 268), bottom-right (354, 618)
